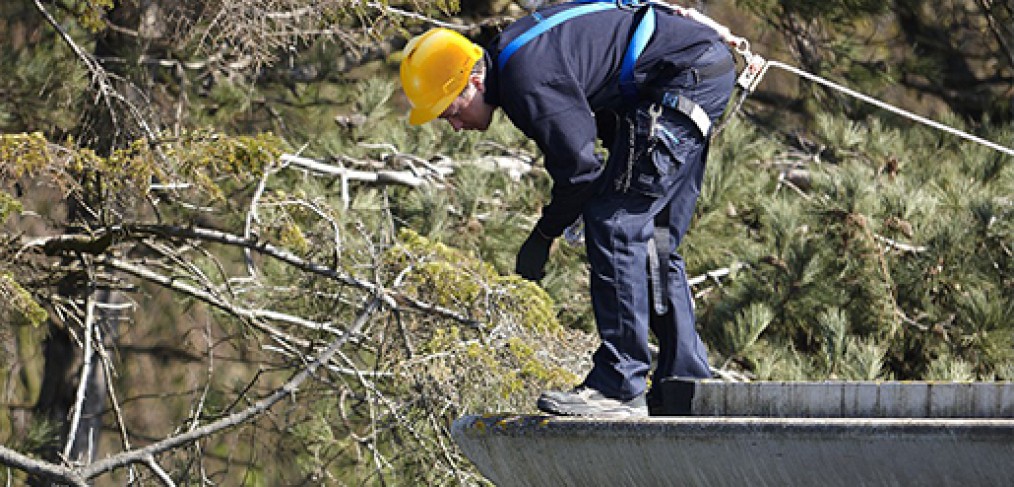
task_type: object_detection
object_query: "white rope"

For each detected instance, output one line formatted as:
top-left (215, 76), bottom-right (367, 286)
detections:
top-left (656, 2), bottom-right (752, 55)
top-left (657, 1), bottom-right (1014, 158)
top-left (759, 61), bottom-right (1014, 157)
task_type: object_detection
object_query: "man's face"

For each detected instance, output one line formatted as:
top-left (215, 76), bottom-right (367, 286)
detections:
top-left (438, 76), bottom-right (494, 132)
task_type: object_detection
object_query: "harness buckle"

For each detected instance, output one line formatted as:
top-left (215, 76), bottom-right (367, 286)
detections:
top-left (658, 93), bottom-right (712, 137)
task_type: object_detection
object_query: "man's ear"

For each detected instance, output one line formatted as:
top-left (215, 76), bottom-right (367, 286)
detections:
top-left (471, 73), bottom-right (486, 94)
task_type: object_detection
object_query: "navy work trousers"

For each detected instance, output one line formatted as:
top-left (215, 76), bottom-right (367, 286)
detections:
top-left (581, 44), bottom-right (735, 401)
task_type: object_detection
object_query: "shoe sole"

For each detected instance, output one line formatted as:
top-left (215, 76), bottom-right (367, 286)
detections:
top-left (537, 397), bottom-right (648, 418)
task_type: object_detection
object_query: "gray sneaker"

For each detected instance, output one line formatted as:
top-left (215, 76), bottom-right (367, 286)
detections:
top-left (537, 387), bottom-right (648, 418)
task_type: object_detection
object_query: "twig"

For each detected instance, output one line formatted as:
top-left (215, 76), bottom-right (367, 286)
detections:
top-left (143, 454), bottom-right (175, 487)
top-left (974, 0), bottom-right (1014, 68)
top-left (858, 215), bottom-right (904, 333)
top-left (710, 366), bottom-right (754, 382)
top-left (365, 2), bottom-right (473, 31)
top-left (775, 169), bottom-right (812, 199)
top-left (94, 255), bottom-right (325, 351)
top-left (190, 319), bottom-right (216, 433)
top-left (94, 334), bottom-right (140, 481)
top-left (873, 234), bottom-right (928, 253)
top-left (31, 0), bottom-right (160, 145)
top-left (687, 267), bottom-right (735, 287)
top-left (243, 161), bottom-right (278, 280)
top-left (281, 153), bottom-right (439, 188)
top-left (63, 286), bottom-right (97, 463)
top-left (261, 198), bottom-right (343, 268)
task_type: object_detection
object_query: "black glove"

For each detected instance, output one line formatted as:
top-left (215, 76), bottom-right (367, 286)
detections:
top-left (515, 229), bottom-right (553, 281)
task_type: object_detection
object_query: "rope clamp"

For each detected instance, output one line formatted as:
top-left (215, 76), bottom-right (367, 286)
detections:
top-left (736, 53), bottom-right (769, 92)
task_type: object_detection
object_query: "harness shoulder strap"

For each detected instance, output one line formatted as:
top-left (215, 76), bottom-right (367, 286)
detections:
top-left (619, 6), bottom-right (656, 99)
top-left (502, 1), bottom-right (723, 136)
top-left (498, 3), bottom-right (615, 71)
top-left (499, 2), bottom-right (657, 103)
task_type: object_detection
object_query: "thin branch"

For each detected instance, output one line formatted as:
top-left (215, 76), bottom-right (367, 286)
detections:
top-left (21, 226), bottom-right (479, 326)
top-left (873, 234), bottom-right (929, 253)
top-left (243, 159), bottom-right (282, 280)
top-left (94, 335), bottom-right (141, 482)
top-left (0, 447), bottom-right (87, 487)
top-left (281, 153), bottom-right (444, 188)
top-left (366, 2), bottom-right (467, 30)
top-left (143, 454), bottom-right (176, 487)
top-left (974, 0), bottom-right (1014, 68)
top-left (260, 197), bottom-right (344, 269)
top-left (63, 285), bottom-right (97, 463)
top-left (122, 224), bottom-right (476, 326)
top-left (31, 0), bottom-right (163, 151)
top-left (688, 266), bottom-right (735, 287)
top-left (94, 255), bottom-right (321, 352)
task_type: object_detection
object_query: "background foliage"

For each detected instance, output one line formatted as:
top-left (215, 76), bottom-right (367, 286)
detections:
top-left (0, 0), bottom-right (1011, 485)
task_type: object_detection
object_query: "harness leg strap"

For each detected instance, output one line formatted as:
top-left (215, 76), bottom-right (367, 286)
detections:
top-left (648, 203), bottom-right (671, 315)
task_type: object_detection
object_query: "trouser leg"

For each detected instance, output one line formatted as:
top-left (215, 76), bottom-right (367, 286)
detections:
top-left (582, 111), bottom-right (709, 399)
top-left (648, 146), bottom-right (712, 383)
top-left (649, 44), bottom-right (735, 382)
top-left (582, 188), bottom-right (657, 400)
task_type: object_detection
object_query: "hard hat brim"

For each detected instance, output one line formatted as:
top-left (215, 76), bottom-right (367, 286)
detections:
top-left (407, 89), bottom-right (459, 126)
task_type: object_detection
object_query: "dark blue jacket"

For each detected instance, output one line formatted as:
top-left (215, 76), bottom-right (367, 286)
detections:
top-left (484, 3), bottom-right (722, 237)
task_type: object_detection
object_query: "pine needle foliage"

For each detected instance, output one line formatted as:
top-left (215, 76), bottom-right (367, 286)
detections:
top-left (693, 112), bottom-right (1013, 381)
top-left (0, 40), bottom-right (88, 135)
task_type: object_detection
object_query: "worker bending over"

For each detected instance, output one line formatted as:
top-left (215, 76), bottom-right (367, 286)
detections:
top-left (400, 0), bottom-right (736, 417)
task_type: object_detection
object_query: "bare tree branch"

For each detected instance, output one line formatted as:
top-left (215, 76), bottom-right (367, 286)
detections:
top-left (136, 224), bottom-right (477, 325)
top-left (0, 446), bottom-right (87, 487)
top-left (20, 226), bottom-right (480, 333)
top-left (93, 255), bottom-right (323, 354)
top-left (281, 153), bottom-right (446, 188)
top-left (63, 282), bottom-right (97, 463)
top-left (143, 454), bottom-right (176, 487)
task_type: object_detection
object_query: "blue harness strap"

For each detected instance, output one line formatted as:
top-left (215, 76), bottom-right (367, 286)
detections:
top-left (498, 2), bottom-right (616, 72)
top-left (500, 0), bottom-right (718, 137)
top-left (619, 6), bottom-right (656, 99)
top-left (498, 1), bottom-right (657, 102)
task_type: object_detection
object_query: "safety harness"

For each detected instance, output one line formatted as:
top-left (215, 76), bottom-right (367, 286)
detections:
top-left (498, 0), bottom-right (716, 138)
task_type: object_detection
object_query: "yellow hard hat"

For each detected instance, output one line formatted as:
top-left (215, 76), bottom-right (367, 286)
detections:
top-left (400, 28), bottom-right (483, 125)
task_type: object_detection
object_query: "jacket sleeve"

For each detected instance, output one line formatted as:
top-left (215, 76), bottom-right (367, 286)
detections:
top-left (506, 76), bottom-right (605, 238)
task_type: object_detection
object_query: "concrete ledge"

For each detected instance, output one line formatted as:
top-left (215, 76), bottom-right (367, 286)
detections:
top-left (452, 414), bottom-right (1014, 486)
top-left (452, 382), bottom-right (1014, 486)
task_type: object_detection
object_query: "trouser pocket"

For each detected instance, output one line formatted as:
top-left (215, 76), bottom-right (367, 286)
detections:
top-left (619, 102), bottom-right (698, 197)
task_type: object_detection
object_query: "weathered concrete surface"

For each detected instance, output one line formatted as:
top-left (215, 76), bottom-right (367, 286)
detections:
top-left (691, 380), bottom-right (1014, 418)
top-left (451, 382), bottom-right (1014, 486)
